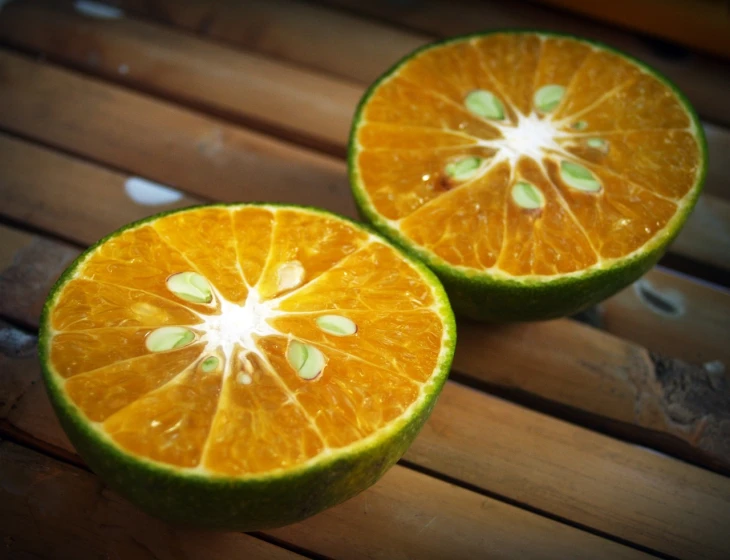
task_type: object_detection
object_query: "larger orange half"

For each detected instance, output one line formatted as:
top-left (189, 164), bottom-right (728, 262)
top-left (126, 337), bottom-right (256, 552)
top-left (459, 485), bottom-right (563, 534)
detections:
top-left (39, 204), bottom-right (455, 530)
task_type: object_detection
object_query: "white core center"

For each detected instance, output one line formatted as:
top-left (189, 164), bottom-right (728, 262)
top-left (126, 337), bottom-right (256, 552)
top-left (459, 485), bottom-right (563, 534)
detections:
top-left (199, 288), bottom-right (278, 358)
top-left (483, 113), bottom-right (562, 165)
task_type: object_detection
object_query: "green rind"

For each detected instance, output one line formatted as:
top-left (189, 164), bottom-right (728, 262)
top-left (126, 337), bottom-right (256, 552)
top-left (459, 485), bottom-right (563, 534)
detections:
top-left (38, 203), bottom-right (456, 530)
top-left (348, 30), bottom-right (707, 322)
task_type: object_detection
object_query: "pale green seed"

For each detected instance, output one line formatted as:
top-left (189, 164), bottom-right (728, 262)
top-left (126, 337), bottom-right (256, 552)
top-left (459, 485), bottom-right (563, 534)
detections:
top-left (511, 181), bottom-right (545, 210)
top-left (287, 340), bottom-right (325, 380)
top-left (166, 272), bottom-right (212, 304)
top-left (445, 157), bottom-right (483, 181)
top-left (534, 85), bottom-right (565, 113)
top-left (464, 90), bottom-right (505, 120)
top-left (145, 326), bottom-right (195, 352)
top-left (316, 315), bottom-right (358, 336)
top-left (587, 138), bottom-right (607, 150)
top-left (560, 161), bottom-right (601, 192)
top-left (571, 120), bottom-right (588, 130)
top-left (201, 356), bottom-right (219, 372)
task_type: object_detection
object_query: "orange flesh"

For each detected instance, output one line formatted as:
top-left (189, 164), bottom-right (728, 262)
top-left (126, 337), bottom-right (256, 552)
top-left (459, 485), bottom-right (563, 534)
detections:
top-left (354, 33), bottom-right (703, 276)
top-left (48, 207), bottom-right (444, 475)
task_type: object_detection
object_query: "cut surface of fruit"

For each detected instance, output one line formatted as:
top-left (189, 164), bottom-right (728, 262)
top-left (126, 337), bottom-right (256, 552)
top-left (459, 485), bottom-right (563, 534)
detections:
top-left (39, 204), bottom-right (455, 529)
top-left (349, 31), bottom-right (706, 321)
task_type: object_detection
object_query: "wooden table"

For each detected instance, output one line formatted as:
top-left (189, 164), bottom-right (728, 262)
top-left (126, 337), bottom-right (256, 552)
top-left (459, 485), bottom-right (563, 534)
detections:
top-left (1, 1), bottom-right (730, 558)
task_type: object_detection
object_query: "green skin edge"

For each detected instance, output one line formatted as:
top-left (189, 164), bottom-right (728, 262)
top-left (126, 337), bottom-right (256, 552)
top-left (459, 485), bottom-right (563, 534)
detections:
top-left (38, 202), bottom-right (456, 530)
top-left (348, 30), bottom-right (708, 322)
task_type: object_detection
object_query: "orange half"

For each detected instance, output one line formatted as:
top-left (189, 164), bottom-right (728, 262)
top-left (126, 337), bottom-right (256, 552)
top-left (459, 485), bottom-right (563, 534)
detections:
top-left (349, 31), bottom-right (706, 321)
top-left (39, 205), bottom-right (455, 529)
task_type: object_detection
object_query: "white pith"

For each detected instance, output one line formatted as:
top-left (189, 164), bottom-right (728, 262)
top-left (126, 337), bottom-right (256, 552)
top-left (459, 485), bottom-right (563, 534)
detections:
top-left (197, 286), bottom-right (279, 360)
top-left (479, 111), bottom-right (564, 168)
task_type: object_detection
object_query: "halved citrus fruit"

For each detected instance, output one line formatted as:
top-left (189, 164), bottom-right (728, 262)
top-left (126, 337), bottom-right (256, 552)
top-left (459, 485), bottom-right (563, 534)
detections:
top-left (39, 204), bottom-right (455, 530)
top-left (349, 31), bottom-right (707, 321)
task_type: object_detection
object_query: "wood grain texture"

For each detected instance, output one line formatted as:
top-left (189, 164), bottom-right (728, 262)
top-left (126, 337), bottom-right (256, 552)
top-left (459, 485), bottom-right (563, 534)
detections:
top-left (116, 0), bottom-right (428, 84)
top-left (453, 317), bottom-right (730, 472)
top-left (0, 133), bottom-right (203, 246)
top-left (0, 441), bottom-right (307, 560)
top-left (0, 0), bottom-right (362, 155)
top-left (1, 137), bottom-right (729, 470)
top-left (0, 334), bottom-right (726, 559)
top-left (0, 51), bottom-right (356, 217)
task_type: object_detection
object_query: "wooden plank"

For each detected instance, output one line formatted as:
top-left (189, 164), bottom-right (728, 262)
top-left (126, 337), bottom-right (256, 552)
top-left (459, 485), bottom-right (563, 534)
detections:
top-left (0, 132), bottom-right (203, 246)
top-left (702, 123), bottom-right (730, 203)
top-left (453, 316), bottom-right (730, 470)
top-left (119, 0), bottom-right (427, 85)
top-left (0, 0), bottom-right (362, 155)
top-left (0, 441), bottom-right (305, 560)
top-left (533, 0), bottom-right (730, 59)
top-left (602, 267), bottom-right (730, 367)
top-left (669, 194), bottom-right (730, 272)
top-left (2, 137), bottom-right (730, 467)
top-left (0, 441), bottom-right (651, 560)
top-left (1, 324), bottom-right (727, 559)
top-left (0, 50), bottom-right (357, 218)
top-left (316, 0), bottom-right (730, 127)
top-left (2, 1), bottom-right (728, 250)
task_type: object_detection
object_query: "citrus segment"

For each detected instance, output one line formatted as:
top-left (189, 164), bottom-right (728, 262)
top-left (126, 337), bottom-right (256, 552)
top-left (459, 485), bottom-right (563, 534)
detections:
top-left (64, 344), bottom-right (206, 422)
top-left (559, 130), bottom-right (699, 199)
top-left (256, 208), bottom-right (369, 299)
top-left (277, 242), bottom-right (436, 313)
top-left (349, 31), bottom-right (706, 321)
top-left (155, 207), bottom-right (248, 304)
top-left (202, 350), bottom-right (325, 475)
top-left (49, 279), bottom-right (202, 331)
top-left (557, 73), bottom-right (691, 132)
top-left (552, 50), bottom-right (643, 121)
top-left (77, 225), bottom-right (215, 314)
top-left (401, 161), bottom-right (510, 270)
top-left (532, 38), bottom-right (591, 105)
top-left (361, 77), bottom-right (503, 139)
top-left (269, 310), bottom-right (443, 384)
top-left (40, 204), bottom-right (455, 529)
top-left (231, 206), bottom-right (274, 286)
top-left (103, 364), bottom-right (223, 468)
top-left (472, 34), bottom-right (542, 115)
top-left (357, 145), bottom-right (496, 220)
top-left (258, 336), bottom-right (421, 449)
top-left (545, 162), bottom-right (678, 259)
top-left (50, 327), bottom-right (199, 378)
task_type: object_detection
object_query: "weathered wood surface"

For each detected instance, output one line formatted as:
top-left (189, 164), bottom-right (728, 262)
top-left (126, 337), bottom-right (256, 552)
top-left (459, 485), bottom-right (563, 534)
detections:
top-left (0, 439), bottom-right (650, 560)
